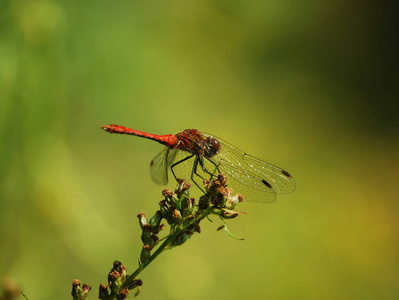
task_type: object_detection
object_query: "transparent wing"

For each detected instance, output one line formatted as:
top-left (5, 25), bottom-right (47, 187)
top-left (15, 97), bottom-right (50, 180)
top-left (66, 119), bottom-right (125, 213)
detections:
top-left (169, 150), bottom-right (219, 186)
top-left (150, 147), bottom-right (218, 189)
top-left (150, 148), bottom-right (170, 185)
top-left (204, 134), bottom-right (296, 203)
top-left (150, 148), bottom-right (194, 186)
top-left (151, 147), bottom-right (186, 185)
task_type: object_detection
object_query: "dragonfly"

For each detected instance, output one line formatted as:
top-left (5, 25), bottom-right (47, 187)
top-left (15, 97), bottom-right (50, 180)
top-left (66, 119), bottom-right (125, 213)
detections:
top-left (101, 125), bottom-right (296, 202)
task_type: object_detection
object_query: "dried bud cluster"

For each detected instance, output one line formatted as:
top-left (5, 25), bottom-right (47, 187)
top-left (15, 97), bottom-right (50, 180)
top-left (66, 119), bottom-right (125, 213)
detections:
top-left (98, 261), bottom-right (142, 299)
top-left (138, 174), bottom-right (244, 259)
top-left (138, 179), bottom-right (200, 255)
top-left (199, 174), bottom-right (245, 219)
top-left (72, 174), bottom-right (244, 299)
top-left (138, 209), bottom-right (165, 265)
top-left (71, 279), bottom-right (91, 300)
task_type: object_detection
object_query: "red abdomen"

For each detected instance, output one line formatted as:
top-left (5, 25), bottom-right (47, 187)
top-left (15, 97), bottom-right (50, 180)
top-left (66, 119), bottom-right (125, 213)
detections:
top-left (101, 125), bottom-right (178, 148)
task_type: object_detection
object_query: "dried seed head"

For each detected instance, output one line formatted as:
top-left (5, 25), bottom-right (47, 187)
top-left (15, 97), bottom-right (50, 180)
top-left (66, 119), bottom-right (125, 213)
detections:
top-left (109, 270), bottom-right (120, 281)
top-left (225, 193), bottom-right (244, 210)
top-left (149, 211), bottom-right (163, 230)
top-left (172, 208), bottom-right (182, 220)
top-left (99, 283), bottom-right (109, 298)
top-left (137, 213), bottom-right (147, 229)
top-left (71, 279), bottom-right (91, 299)
top-left (127, 279), bottom-right (143, 291)
top-left (162, 189), bottom-right (175, 197)
top-left (175, 179), bottom-right (191, 196)
top-left (217, 173), bottom-right (228, 186)
top-left (140, 245), bottom-right (152, 264)
top-left (116, 288), bottom-right (129, 300)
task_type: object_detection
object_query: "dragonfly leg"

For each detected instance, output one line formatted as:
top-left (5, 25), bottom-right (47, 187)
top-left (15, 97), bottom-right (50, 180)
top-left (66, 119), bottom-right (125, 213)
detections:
top-left (204, 156), bottom-right (221, 176)
top-left (170, 154), bottom-right (194, 181)
top-left (169, 154), bottom-right (210, 194)
top-left (192, 156), bottom-right (209, 180)
top-left (198, 156), bottom-right (218, 178)
top-left (190, 156), bottom-right (206, 193)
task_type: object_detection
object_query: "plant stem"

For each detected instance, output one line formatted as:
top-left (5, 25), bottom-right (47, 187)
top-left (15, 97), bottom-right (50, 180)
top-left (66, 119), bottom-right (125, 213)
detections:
top-left (122, 206), bottom-right (213, 289)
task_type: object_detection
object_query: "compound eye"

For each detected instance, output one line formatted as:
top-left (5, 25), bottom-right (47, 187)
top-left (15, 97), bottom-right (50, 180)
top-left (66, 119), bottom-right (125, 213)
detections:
top-left (205, 137), bottom-right (220, 158)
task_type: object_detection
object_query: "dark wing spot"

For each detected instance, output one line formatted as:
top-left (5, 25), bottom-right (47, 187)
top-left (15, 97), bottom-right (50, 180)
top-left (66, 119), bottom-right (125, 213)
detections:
top-left (281, 170), bottom-right (292, 178)
top-left (150, 160), bottom-right (154, 167)
top-left (261, 179), bottom-right (272, 189)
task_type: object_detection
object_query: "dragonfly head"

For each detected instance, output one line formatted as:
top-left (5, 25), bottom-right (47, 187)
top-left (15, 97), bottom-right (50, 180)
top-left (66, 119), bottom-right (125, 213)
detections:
top-left (204, 136), bottom-right (220, 158)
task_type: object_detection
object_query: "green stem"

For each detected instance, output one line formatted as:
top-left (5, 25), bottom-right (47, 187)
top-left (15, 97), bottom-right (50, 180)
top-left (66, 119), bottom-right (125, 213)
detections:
top-left (122, 206), bottom-right (213, 289)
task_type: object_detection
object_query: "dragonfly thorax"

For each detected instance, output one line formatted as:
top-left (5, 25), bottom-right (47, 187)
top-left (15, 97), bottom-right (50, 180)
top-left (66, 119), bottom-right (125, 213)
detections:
top-left (203, 136), bottom-right (220, 158)
top-left (175, 129), bottom-right (220, 158)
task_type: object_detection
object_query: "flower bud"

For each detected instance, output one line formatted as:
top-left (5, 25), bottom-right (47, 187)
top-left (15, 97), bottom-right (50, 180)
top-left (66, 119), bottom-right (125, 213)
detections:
top-left (217, 173), bottom-right (228, 186)
top-left (137, 213), bottom-right (147, 230)
top-left (162, 189), bottom-right (175, 198)
top-left (127, 279), bottom-right (143, 290)
top-left (140, 244), bottom-right (152, 264)
top-left (179, 196), bottom-right (193, 218)
top-left (71, 280), bottom-right (91, 300)
top-left (99, 284), bottom-right (109, 298)
top-left (198, 195), bottom-right (210, 210)
top-left (172, 208), bottom-right (182, 221)
top-left (149, 211), bottom-right (163, 233)
top-left (71, 279), bottom-right (81, 299)
top-left (141, 226), bottom-right (153, 244)
top-left (119, 264), bottom-right (127, 282)
top-left (213, 187), bottom-right (227, 207)
top-left (171, 231), bottom-right (192, 247)
top-left (82, 284), bottom-right (91, 296)
top-left (224, 193), bottom-right (244, 210)
top-left (113, 261), bottom-right (122, 268)
top-left (175, 179), bottom-right (191, 197)
top-left (109, 270), bottom-right (120, 282)
top-left (116, 288), bottom-right (129, 300)
top-left (159, 200), bottom-right (170, 219)
top-left (163, 189), bottom-right (179, 204)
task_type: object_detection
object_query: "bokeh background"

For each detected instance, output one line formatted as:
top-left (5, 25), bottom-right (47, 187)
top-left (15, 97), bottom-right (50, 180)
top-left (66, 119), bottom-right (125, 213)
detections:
top-left (1, 1), bottom-right (398, 299)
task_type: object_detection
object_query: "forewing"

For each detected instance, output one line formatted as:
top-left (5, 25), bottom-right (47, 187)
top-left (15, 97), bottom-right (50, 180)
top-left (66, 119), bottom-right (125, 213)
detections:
top-left (206, 135), bottom-right (296, 202)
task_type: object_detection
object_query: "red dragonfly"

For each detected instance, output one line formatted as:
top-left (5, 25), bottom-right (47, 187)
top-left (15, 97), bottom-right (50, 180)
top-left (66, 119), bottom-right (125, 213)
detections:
top-left (101, 125), bottom-right (296, 202)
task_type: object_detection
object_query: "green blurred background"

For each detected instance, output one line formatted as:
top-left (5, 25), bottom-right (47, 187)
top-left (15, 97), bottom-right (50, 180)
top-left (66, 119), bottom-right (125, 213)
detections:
top-left (1, 0), bottom-right (398, 299)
